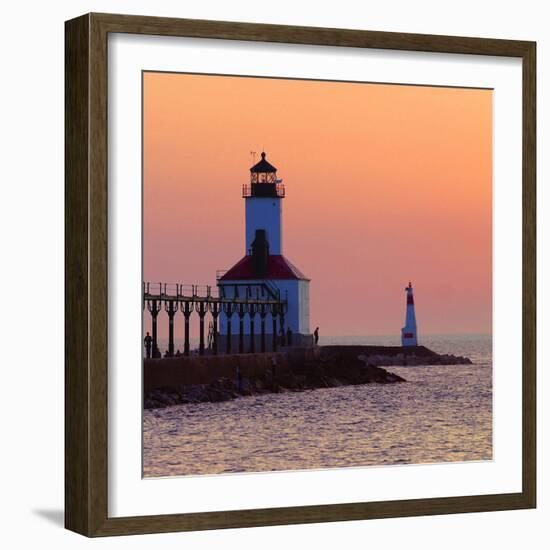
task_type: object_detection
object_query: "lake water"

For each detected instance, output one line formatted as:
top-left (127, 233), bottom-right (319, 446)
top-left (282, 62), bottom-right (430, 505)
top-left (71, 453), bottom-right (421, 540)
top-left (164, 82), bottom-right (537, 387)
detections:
top-left (143, 334), bottom-right (492, 477)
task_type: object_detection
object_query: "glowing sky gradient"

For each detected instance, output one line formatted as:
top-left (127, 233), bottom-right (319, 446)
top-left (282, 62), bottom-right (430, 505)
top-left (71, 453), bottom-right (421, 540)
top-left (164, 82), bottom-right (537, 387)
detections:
top-left (143, 72), bottom-right (492, 337)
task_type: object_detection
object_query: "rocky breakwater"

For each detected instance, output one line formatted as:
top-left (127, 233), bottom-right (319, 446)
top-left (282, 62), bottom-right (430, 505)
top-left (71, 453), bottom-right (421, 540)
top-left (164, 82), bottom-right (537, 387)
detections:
top-left (143, 345), bottom-right (473, 409)
top-left (144, 347), bottom-right (406, 410)
top-left (320, 345), bottom-right (473, 367)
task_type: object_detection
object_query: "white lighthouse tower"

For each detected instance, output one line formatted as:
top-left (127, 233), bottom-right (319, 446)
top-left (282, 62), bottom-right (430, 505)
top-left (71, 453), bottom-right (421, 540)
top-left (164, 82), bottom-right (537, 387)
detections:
top-left (217, 152), bottom-right (311, 351)
top-left (401, 282), bottom-right (418, 346)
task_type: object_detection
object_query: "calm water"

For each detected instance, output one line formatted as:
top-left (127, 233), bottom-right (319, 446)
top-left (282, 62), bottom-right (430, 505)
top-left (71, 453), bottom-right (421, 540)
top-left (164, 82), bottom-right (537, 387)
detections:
top-left (143, 334), bottom-right (492, 477)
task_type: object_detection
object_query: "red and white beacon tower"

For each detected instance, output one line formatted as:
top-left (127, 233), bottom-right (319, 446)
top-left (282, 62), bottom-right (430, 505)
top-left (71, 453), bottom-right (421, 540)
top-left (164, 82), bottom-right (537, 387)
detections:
top-left (401, 282), bottom-right (418, 346)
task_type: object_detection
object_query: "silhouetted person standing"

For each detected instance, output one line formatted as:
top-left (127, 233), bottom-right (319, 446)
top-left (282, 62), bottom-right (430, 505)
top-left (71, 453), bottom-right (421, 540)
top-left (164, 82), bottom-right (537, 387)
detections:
top-left (144, 332), bottom-right (152, 358)
top-left (286, 327), bottom-right (293, 346)
top-left (314, 327), bottom-right (320, 345)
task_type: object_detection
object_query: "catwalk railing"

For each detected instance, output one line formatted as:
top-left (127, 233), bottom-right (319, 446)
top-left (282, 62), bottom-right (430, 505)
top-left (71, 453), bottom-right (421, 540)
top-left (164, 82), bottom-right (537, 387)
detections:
top-left (143, 282), bottom-right (287, 357)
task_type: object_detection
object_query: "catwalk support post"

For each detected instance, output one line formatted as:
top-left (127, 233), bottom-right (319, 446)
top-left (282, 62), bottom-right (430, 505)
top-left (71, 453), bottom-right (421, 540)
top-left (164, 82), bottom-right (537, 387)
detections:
top-left (248, 304), bottom-right (256, 354)
top-left (197, 301), bottom-right (207, 356)
top-left (181, 302), bottom-right (194, 356)
top-left (223, 302), bottom-right (234, 355)
top-left (209, 302), bottom-right (220, 355)
top-left (259, 304), bottom-right (267, 353)
top-left (237, 303), bottom-right (246, 354)
top-left (164, 300), bottom-right (178, 357)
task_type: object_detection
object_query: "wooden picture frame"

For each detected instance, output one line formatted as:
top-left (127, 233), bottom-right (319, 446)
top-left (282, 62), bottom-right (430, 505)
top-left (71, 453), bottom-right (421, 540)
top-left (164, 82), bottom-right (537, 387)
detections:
top-left (65, 12), bottom-right (536, 537)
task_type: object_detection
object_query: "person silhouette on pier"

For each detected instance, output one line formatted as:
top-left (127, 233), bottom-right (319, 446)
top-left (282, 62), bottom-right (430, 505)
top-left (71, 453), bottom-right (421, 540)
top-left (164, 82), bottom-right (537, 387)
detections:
top-left (144, 332), bottom-right (152, 358)
top-left (286, 327), bottom-right (293, 346)
top-left (314, 327), bottom-right (319, 345)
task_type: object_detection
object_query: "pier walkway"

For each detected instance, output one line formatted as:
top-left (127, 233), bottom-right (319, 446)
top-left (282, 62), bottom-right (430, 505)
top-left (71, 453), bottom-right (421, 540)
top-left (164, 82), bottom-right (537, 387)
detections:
top-left (143, 282), bottom-right (287, 357)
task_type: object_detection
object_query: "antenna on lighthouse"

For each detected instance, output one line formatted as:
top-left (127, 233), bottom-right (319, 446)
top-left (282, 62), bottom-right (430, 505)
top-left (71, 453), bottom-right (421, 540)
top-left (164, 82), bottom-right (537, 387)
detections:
top-left (250, 151), bottom-right (257, 164)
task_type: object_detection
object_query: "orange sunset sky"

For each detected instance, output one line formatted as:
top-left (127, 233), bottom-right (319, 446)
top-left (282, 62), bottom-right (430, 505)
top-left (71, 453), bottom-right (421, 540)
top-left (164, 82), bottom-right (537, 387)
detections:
top-left (143, 72), bottom-right (492, 337)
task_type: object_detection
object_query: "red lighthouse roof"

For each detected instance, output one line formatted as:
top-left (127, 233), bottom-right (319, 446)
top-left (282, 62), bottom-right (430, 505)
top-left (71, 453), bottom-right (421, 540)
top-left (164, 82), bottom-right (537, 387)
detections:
top-left (219, 254), bottom-right (309, 281)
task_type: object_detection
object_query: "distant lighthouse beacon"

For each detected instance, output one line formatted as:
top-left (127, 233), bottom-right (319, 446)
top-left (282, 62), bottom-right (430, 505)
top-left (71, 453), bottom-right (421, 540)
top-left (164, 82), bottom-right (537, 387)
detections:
top-left (217, 152), bottom-right (311, 351)
top-left (401, 282), bottom-right (418, 346)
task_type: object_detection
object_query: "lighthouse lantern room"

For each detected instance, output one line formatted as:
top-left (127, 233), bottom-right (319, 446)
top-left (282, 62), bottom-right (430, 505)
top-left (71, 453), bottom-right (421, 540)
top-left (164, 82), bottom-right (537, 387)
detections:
top-left (218, 152), bottom-right (312, 351)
